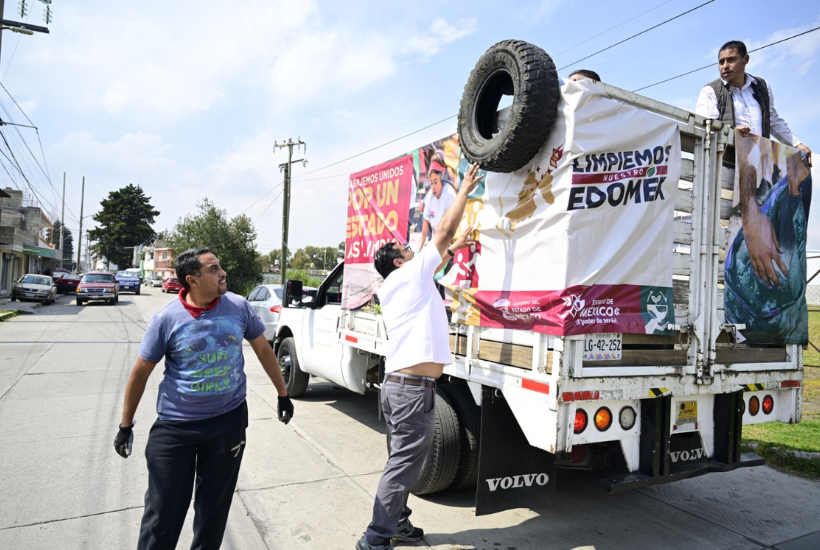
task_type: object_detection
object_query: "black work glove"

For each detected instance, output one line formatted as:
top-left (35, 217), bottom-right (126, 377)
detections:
top-left (277, 395), bottom-right (294, 425)
top-left (114, 422), bottom-right (135, 458)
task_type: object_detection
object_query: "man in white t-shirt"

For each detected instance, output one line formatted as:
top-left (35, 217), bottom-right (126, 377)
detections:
top-left (416, 161), bottom-right (457, 250)
top-left (357, 164), bottom-right (483, 550)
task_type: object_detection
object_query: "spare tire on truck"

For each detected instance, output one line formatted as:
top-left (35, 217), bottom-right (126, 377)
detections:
top-left (458, 40), bottom-right (560, 173)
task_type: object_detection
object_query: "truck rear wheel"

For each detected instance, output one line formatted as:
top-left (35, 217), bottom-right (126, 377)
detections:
top-left (277, 337), bottom-right (310, 397)
top-left (440, 383), bottom-right (481, 490)
top-left (385, 385), bottom-right (461, 495)
top-left (458, 40), bottom-right (560, 173)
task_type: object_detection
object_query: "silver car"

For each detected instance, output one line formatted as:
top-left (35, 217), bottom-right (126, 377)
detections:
top-left (247, 284), bottom-right (316, 342)
top-left (11, 274), bottom-right (57, 304)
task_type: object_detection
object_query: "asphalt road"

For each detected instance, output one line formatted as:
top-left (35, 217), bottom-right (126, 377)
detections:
top-left (1, 289), bottom-right (819, 550)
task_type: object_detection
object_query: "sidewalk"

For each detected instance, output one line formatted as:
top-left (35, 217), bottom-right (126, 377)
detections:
top-left (0, 295), bottom-right (44, 320)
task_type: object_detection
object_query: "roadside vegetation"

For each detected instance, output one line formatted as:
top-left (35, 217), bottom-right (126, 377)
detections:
top-left (741, 310), bottom-right (820, 478)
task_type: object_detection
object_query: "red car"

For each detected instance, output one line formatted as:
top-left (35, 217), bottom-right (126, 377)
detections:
top-left (55, 273), bottom-right (81, 293)
top-left (76, 272), bottom-right (119, 305)
top-left (162, 277), bottom-right (183, 293)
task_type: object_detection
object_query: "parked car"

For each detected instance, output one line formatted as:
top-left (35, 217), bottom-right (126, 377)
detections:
top-left (246, 284), bottom-right (316, 342)
top-left (55, 273), bottom-right (81, 293)
top-left (162, 277), bottom-right (183, 293)
top-left (147, 275), bottom-right (163, 288)
top-left (115, 270), bottom-right (141, 295)
top-left (76, 272), bottom-right (119, 305)
top-left (11, 274), bottom-right (57, 304)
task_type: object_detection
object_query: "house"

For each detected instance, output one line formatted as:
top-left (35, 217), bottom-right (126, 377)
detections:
top-left (140, 239), bottom-right (175, 281)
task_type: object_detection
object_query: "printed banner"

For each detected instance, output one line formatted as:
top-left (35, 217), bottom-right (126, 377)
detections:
top-left (342, 155), bottom-right (414, 309)
top-left (440, 81), bottom-right (680, 335)
top-left (343, 81), bottom-right (681, 336)
top-left (724, 131), bottom-right (811, 344)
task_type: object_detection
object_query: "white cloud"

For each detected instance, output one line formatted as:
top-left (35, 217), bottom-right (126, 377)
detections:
top-left (405, 18), bottom-right (478, 60)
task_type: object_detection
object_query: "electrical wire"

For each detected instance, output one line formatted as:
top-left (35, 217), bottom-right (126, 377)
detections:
top-left (552, 0), bottom-right (675, 57)
top-left (632, 24), bottom-right (820, 92)
top-left (557, 0), bottom-right (716, 71)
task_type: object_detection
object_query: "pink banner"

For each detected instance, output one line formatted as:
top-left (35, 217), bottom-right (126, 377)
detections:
top-left (345, 155), bottom-right (414, 265)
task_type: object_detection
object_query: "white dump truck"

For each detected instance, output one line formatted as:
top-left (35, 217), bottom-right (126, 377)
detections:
top-left (274, 41), bottom-right (806, 515)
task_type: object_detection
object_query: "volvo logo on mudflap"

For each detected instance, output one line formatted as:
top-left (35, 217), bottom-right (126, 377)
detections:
top-left (670, 448), bottom-right (705, 463)
top-left (485, 473), bottom-right (550, 491)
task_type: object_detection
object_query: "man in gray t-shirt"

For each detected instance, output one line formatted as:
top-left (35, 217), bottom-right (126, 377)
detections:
top-left (357, 165), bottom-right (483, 550)
top-left (114, 247), bottom-right (294, 549)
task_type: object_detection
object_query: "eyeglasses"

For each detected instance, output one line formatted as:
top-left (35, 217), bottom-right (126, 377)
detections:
top-left (402, 244), bottom-right (412, 254)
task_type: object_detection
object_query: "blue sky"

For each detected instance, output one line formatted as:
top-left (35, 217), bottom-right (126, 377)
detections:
top-left (2, 0), bottom-right (819, 254)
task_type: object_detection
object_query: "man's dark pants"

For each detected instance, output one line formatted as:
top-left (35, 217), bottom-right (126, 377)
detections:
top-left (138, 401), bottom-right (248, 550)
top-left (366, 377), bottom-right (436, 546)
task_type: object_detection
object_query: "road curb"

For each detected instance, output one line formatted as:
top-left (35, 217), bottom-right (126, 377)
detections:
top-left (0, 311), bottom-right (17, 322)
top-left (745, 442), bottom-right (820, 470)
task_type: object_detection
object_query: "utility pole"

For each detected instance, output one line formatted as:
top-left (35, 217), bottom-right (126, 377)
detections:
top-left (77, 176), bottom-right (84, 273)
top-left (274, 138), bottom-right (307, 285)
top-left (59, 172), bottom-right (65, 269)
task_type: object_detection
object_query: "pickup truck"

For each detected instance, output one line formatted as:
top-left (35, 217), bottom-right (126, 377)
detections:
top-left (273, 71), bottom-right (805, 515)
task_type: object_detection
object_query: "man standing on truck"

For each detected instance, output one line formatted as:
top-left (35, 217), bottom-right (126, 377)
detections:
top-left (113, 247), bottom-right (294, 549)
top-left (696, 40), bottom-right (812, 289)
top-left (357, 164), bottom-right (483, 550)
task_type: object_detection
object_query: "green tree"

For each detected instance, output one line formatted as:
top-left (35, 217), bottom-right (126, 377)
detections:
top-left (290, 248), bottom-right (312, 270)
top-left (47, 220), bottom-right (75, 268)
top-left (88, 184), bottom-right (159, 268)
top-left (166, 198), bottom-right (262, 294)
top-left (267, 248), bottom-right (290, 269)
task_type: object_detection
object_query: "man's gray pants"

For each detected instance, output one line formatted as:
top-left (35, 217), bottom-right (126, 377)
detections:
top-left (366, 377), bottom-right (436, 546)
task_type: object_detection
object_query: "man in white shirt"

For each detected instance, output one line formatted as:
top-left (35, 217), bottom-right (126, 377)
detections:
top-left (695, 40), bottom-right (810, 162)
top-left (357, 164), bottom-right (483, 550)
top-left (416, 157), bottom-right (457, 250)
top-left (696, 40), bottom-right (812, 289)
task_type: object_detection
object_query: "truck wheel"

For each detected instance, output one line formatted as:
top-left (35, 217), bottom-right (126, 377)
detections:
top-left (76, 299), bottom-right (83, 306)
top-left (386, 385), bottom-right (461, 495)
top-left (440, 383), bottom-right (481, 490)
top-left (458, 40), bottom-right (560, 173)
top-left (136, 287), bottom-right (140, 295)
top-left (277, 337), bottom-right (310, 397)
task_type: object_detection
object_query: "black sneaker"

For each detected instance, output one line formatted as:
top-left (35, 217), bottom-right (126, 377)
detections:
top-left (356, 535), bottom-right (393, 550)
top-left (393, 520), bottom-right (424, 542)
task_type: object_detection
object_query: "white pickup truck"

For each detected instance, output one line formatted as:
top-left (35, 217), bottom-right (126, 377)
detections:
top-left (273, 77), bottom-right (805, 515)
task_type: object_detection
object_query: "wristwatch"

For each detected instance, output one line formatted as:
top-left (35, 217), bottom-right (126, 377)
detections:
top-left (446, 247), bottom-right (454, 257)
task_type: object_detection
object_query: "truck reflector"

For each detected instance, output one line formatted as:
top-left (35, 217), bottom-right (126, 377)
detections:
top-left (522, 379), bottom-right (550, 394)
top-left (780, 380), bottom-right (801, 388)
top-left (344, 335), bottom-right (358, 343)
top-left (562, 391), bottom-right (600, 402)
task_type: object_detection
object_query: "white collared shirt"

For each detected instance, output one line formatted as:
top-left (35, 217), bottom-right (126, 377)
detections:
top-left (695, 75), bottom-right (801, 147)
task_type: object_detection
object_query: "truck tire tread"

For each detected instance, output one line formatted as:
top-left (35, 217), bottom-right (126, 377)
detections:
top-left (440, 383), bottom-right (481, 490)
top-left (278, 337), bottom-right (310, 397)
top-left (410, 386), bottom-right (461, 495)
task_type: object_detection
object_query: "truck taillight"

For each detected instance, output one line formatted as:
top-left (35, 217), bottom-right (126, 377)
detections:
top-left (270, 305), bottom-right (282, 313)
top-left (574, 409), bottom-right (588, 434)
top-left (762, 395), bottom-right (774, 415)
top-left (749, 396), bottom-right (760, 416)
top-left (618, 406), bottom-right (636, 430)
top-left (594, 407), bottom-right (612, 431)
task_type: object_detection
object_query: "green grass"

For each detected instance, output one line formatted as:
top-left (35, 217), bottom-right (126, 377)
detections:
top-left (0, 310), bottom-right (18, 321)
top-left (743, 420), bottom-right (820, 452)
top-left (805, 311), bottom-right (820, 366)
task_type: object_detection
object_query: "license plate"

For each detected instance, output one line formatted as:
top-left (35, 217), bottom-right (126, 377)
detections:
top-left (676, 401), bottom-right (698, 426)
top-left (583, 333), bottom-right (622, 361)
top-left (25, 293), bottom-right (34, 297)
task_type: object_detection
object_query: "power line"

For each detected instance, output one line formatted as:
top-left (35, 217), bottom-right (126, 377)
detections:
top-left (632, 24), bottom-right (820, 92)
top-left (557, 0), bottom-right (716, 71)
top-left (553, 0), bottom-right (675, 57)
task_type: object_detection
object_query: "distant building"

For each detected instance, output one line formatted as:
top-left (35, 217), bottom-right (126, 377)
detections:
top-left (139, 239), bottom-right (176, 280)
top-left (0, 187), bottom-right (60, 296)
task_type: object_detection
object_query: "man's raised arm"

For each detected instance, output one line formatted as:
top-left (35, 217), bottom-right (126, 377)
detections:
top-left (432, 164), bottom-right (483, 257)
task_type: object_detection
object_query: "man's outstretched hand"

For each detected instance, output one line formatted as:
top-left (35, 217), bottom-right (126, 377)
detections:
top-left (278, 395), bottom-right (294, 425)
top-left (114, 423), bottom-right (134, 458)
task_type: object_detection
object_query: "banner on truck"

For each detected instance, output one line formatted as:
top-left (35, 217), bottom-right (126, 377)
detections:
top-left (724, 131), bottom-right (811, 344)
top-left (343, 81), bottom-right (681, 336)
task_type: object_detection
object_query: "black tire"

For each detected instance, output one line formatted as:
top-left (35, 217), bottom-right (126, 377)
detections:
top-left (136, 288), bottom-right (140, 295)
top-left (385, 385), bottom-right (461, 495)
top-left (76, 299), bottom-right (83, 306)
top-left (458, 40), bottom-right (560, 173)
top-left (440, 383), bottom-right (481, 490)
top-left (277, 337), bottom-right (310, 397)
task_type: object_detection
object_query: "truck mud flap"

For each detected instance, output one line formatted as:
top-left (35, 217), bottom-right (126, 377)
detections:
top-left (600, 392), bottom-right (764, 493)
top-left (476, 386), bottom-right (555, 516)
